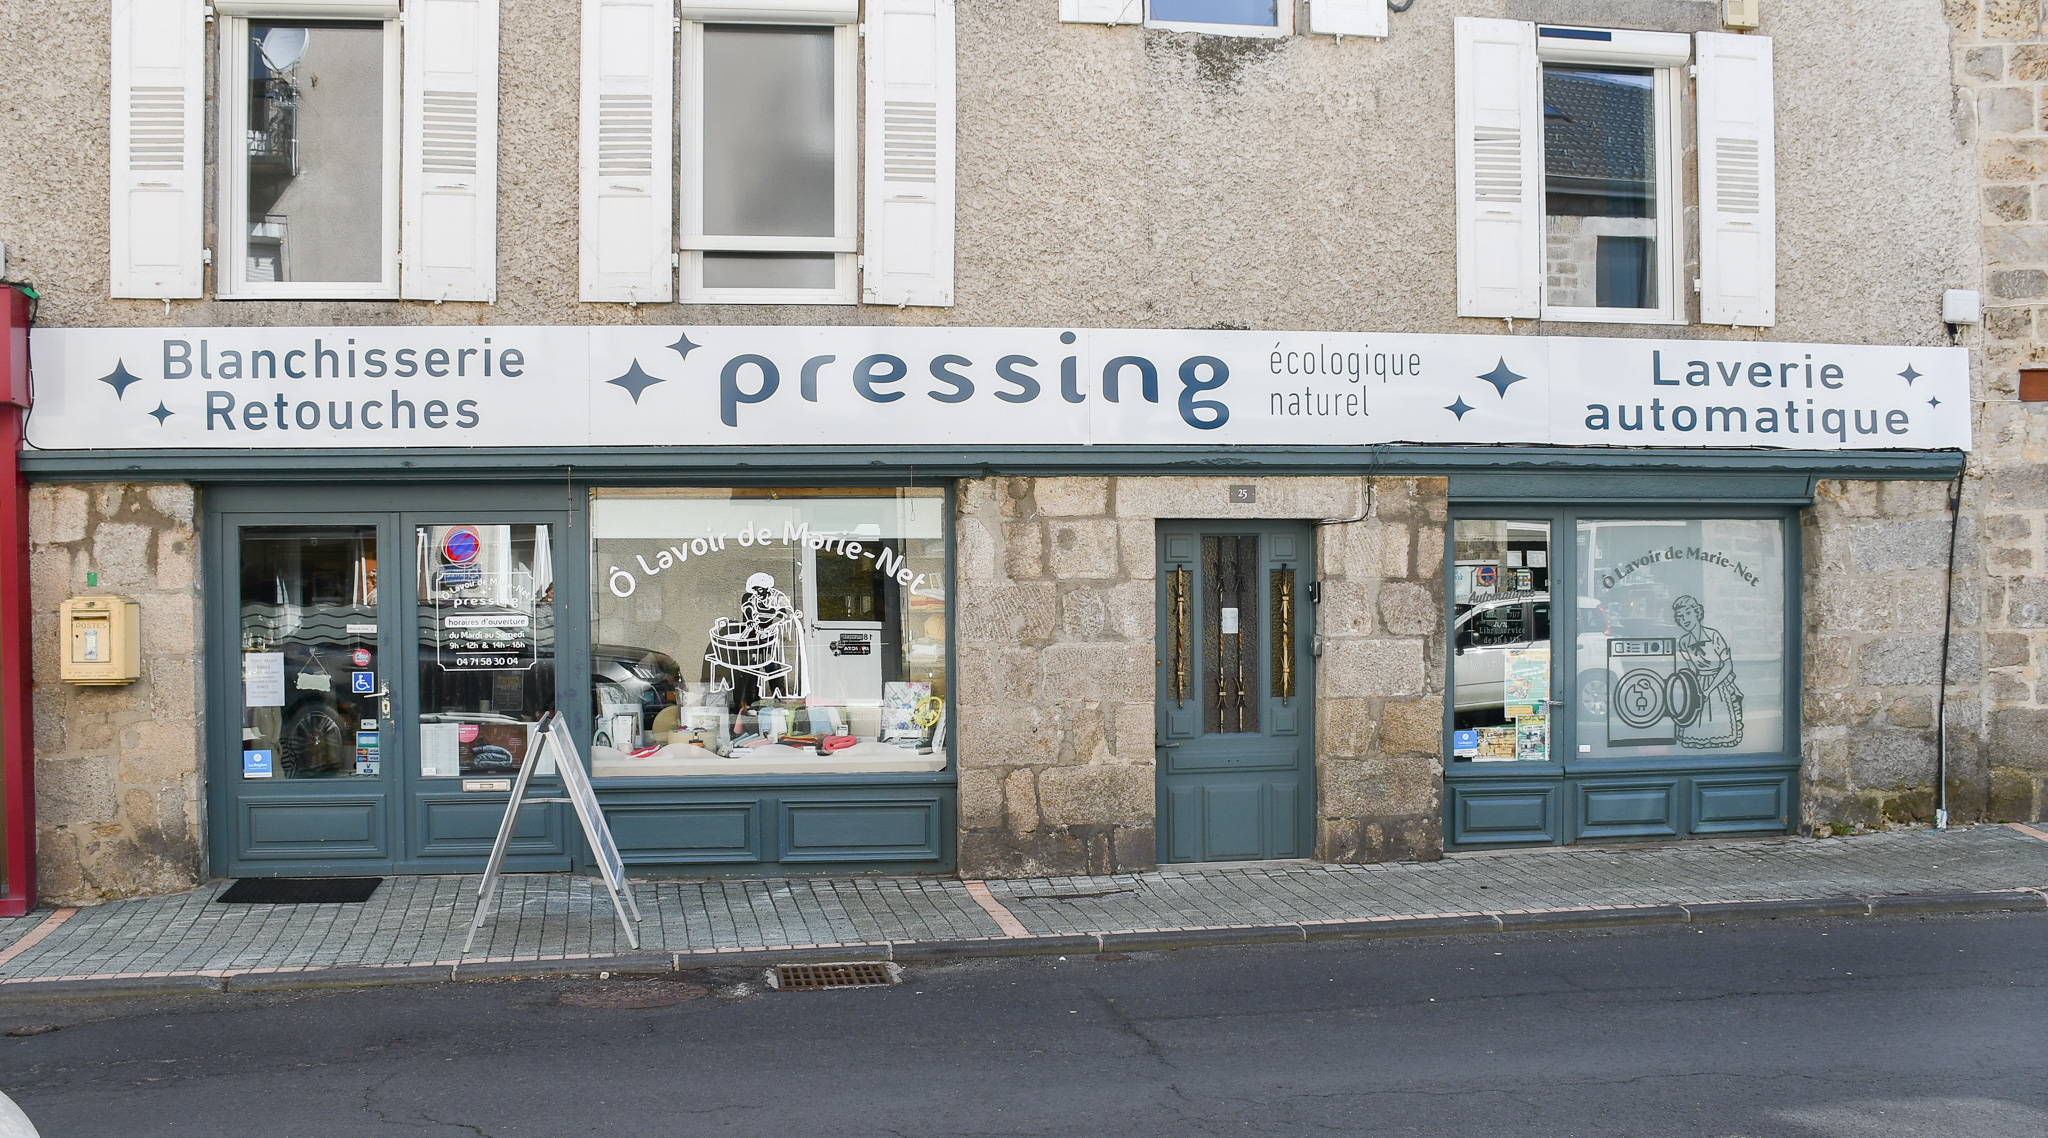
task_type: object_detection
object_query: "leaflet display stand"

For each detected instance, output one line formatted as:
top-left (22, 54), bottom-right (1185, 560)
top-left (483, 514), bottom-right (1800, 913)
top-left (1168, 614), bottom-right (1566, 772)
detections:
top-left (464, 712), bottom-right (641, 953)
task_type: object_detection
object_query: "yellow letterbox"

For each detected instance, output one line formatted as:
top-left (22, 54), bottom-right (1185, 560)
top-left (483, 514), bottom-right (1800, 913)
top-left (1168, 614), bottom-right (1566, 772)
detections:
top-left (60, 596), bottom-right (141, 685)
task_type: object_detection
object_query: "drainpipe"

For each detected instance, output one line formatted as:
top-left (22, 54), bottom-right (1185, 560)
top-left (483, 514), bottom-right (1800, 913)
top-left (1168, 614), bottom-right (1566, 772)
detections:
top-left (0, 285), bottom-right (33, 915)
top-left (1933, 470), bottom-right (1964, 832)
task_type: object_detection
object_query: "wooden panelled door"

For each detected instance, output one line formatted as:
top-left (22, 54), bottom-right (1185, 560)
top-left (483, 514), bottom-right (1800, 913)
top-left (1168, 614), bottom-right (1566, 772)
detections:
top-left (1155, 523), bottom-right (1315, 862)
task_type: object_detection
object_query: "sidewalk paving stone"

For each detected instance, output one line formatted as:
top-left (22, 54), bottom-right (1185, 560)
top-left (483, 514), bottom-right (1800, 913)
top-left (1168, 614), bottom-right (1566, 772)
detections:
top-left (0, 825), bottom-right (2040, 987)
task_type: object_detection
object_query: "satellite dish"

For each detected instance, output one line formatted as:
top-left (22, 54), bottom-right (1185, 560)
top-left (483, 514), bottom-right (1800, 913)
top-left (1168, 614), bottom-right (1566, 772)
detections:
top-left (258, 27), bottom-right (307, 72)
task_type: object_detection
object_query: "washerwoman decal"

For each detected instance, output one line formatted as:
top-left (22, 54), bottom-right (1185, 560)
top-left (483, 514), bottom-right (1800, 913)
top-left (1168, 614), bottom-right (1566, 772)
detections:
top-left (1672, 595), bottom-right (1743, 749)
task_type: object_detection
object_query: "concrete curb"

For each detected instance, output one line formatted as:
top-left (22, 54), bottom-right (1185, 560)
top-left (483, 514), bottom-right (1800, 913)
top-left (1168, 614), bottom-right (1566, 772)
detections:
top-left (0, 888), bottom-right (2041, 999)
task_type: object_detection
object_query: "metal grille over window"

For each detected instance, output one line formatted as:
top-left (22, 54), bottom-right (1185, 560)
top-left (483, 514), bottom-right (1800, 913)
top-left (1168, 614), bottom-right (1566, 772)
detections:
top-left (597, 94), bottom-right (654, 176)
top-left (128, 86), bottom-right (186, 170)
top-left (420, 90), bottom-right (478, 174)
top-left (1203, 536), bottom-right (1259, 734)
top-left (1170, 567), bottom-right (1191, 706)
top-left (1270, 567), bottom-right (1295, 703)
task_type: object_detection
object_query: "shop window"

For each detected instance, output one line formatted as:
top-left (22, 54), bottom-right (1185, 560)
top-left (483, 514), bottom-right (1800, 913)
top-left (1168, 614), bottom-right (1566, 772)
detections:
top-left (1451, 520), bottom-right (1554, 763)
top-left (1145, 0), bottom-right (1291, 36)
top-left (589, 488), bottom-right (947, 778)
top-left (1573, 518), bottom-right (1786, 759)
top-left (1450, 513), bottom-right (1791, 767)
top-left (678, 22), bottom-right (857, 303)
top-left (239, 526), bottom-right (381, 779)
top-left (219, 15), bottom-right (401, 298)
top-left (414, 525), bottom-right (558, 780)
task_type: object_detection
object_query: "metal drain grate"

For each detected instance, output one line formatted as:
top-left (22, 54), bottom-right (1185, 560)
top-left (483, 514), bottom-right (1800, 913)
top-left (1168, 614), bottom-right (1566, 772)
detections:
top-left (766, 961), bottom-right (901, 991)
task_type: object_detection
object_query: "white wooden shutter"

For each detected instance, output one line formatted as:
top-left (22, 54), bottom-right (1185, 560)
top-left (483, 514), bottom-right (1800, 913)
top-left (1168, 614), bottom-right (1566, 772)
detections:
top-left (1059, 0), bottom-right (1139, 24)
top-left (862, 0), bottom-right (955, 307)
top-left (579, 0), bottom-right (675, 303)
top-left (402, 0), bottom-right (499, 302)
top-left (1453, 17), bottom-right (1541, 320)
top-left (1696, 32), bottom-right (1775, 327)
top-left (109, 0), bottom-right (204, 299)
top-left (1308, 0), bottom-right (1386, 38)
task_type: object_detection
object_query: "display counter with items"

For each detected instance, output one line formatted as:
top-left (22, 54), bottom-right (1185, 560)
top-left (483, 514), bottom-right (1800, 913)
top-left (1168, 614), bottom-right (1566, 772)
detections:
top-left (589, 488), bottom-right (949, 780)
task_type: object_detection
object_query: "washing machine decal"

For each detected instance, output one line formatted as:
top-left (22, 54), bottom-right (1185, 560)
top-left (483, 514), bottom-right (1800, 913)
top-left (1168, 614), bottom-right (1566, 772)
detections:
top-left (1607, 638), bottom-right (1689, 747)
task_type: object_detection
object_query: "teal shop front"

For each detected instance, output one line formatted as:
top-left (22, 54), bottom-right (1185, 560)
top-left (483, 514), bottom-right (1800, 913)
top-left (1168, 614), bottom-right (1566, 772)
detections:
top-left (203, 481), bottom-right (957, 879)
top-left (1442, 474), bottom-right (1807, 848)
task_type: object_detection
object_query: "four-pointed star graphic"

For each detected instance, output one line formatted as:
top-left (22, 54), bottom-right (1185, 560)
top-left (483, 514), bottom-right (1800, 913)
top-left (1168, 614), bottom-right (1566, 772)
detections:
top-left (1899, 365), bottom-right (1921, 385)
top-left (608, 360), bottom-right (666, 403)
top-left (1444, 396), bottom-right (1474, 421)
top-left (98, 361), bottom-right (145, 400)
top-left (1477, 358), bottom-right (1525, 398)
top-left (668, 332), bottom-right (701, 361)
top-left (148, 402), bottom-right (173, 425)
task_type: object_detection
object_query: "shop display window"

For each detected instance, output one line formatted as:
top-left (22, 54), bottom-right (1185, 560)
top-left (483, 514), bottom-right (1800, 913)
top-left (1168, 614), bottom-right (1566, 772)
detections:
top-left (589, 488), bottom-right (947, 777)
top-left (1573, 518), bottom-right (1786, 759)
top-left (415, 525), bottom-right (558, 780)
top-left (1451, 520), bottom-right (1555, 763)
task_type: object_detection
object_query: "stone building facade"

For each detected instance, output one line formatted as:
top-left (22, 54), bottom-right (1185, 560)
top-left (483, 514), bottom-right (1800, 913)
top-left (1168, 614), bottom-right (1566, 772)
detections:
top-left (0, 0), bottom-right (2019, 902)
top-left (954, 476), bottom-right (1445, 877)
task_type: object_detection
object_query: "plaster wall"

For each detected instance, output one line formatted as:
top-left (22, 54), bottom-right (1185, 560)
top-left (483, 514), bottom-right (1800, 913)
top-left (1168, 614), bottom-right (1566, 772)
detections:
top-left (952, 475), bottom-right (1445, 877)
top-left (0, 0), bottom-right (1974, 348)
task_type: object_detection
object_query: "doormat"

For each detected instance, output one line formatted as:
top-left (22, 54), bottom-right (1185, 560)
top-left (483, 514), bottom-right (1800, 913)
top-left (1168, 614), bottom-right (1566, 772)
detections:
top-left (216, 877), bottom-right (383, 904)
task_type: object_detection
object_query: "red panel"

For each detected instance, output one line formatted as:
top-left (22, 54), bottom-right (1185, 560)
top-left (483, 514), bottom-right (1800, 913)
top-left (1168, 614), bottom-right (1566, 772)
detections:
top-left (0, 286), bottom-right (34, 914)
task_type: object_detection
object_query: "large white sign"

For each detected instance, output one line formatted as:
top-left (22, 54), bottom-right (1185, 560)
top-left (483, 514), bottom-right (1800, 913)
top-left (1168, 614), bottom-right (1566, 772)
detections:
top-left (24, 326), bottom-right (1971, 451)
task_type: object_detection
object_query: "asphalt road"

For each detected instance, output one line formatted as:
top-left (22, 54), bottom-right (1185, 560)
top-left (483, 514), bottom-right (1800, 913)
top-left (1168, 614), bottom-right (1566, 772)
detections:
top-left (0, 911), bottom-right (2043, 1137)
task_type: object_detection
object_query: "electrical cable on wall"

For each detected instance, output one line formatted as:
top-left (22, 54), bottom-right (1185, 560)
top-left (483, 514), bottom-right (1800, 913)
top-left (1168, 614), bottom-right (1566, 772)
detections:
top-left (1933, 469), bottom-right (1965, 831)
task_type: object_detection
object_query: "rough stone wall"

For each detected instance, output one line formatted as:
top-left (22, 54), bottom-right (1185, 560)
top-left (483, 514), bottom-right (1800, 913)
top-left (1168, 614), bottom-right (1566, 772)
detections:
top-left (953, 475), bottom-right (1445, 877)
top-left (1802, 480), bottom-right (1984, 830)
top-left (1946, 0), bottom-right (2048, 825)
top-left (28, 484), bottom-right (204, 903)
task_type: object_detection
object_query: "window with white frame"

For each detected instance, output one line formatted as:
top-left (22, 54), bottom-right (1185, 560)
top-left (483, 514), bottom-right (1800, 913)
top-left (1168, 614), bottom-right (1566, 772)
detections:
top-left (110, 0), bottom-right (501, 302)
top-left (1144, 0), bottom-right (1291, 37)
top-left (680, 19), bottom-right (858, 303)
top-left (578, 0), bottom-right (956, 309)
top-left (1455, 19), bottom-right (1775, 328)
top-left (219, 13), bottom-right (402, 297)
top-left (1536, 32), bottom-right (1683, 323)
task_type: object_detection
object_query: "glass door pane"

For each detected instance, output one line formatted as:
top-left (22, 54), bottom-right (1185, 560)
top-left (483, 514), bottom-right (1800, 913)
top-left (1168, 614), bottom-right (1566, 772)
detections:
top-left (239, 526), bottom-right (381, 780)
top-left (414, 525), bottom-right (557, 781)
top-left (1451, 520), bottom-right (1554, 764)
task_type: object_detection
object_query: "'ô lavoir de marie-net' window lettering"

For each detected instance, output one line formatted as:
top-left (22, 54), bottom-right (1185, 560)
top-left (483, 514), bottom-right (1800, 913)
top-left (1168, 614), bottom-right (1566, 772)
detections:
top-left (1573, 519), bottom-right (1786, 760)
top-left (590, 489), bottom-right (947, 777)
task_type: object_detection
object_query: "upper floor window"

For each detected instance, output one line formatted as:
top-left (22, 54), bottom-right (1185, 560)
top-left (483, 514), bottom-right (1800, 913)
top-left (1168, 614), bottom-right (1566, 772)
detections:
top-left (680, 22), bottom-right (857, 303)
top-left (111, 0), bottom-right (501, 302)
top-left (580, 0), bottom-right (955, 308)
top-left (222, 18), bottom-right (401, 298)
top-left (1145, 0), bottom-right (1291, 37)
top-left (1454, 19), bottom-right (1776, 328)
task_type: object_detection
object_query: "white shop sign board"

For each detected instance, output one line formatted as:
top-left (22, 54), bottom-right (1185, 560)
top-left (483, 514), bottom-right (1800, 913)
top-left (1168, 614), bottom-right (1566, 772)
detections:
top-left (464, 713), bottom-right (638, 954)
top-left (25, 326), bottom-right (1971, 452)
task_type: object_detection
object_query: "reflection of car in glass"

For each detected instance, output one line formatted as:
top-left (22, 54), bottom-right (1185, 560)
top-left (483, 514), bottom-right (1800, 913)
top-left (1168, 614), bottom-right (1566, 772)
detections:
top-left (1452, 593), bottom-right (1613, 719)
top-left (270, 642), bottom-right (375, 778)
top-left (590, 645), bottom-right (684, 746)
top-left (470, 744), bottom-right (516, 771)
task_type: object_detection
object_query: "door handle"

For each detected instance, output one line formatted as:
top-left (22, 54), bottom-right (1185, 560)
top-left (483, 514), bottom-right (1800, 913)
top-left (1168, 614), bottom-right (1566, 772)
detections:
top-left (1154, 740), bottom-right (1180, 749)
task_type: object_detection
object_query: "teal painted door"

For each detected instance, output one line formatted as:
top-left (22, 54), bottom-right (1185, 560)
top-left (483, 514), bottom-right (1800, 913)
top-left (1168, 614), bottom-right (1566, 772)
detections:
top-left (217, 502), bottom-right (573, 877)
top-left (1156, 523), bottom-right (1315, 863)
